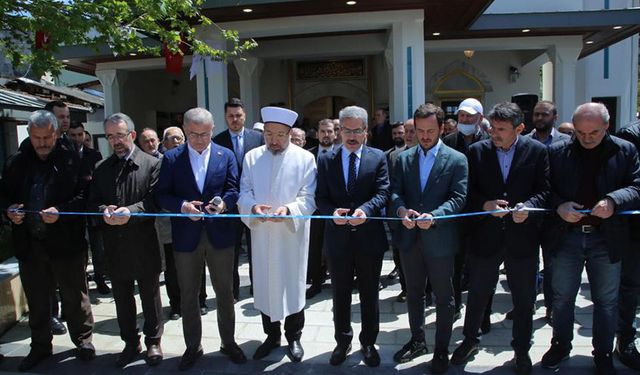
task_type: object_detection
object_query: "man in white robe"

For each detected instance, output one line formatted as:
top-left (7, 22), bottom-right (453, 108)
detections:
top-left (237, 106), bottom-right (317, 363)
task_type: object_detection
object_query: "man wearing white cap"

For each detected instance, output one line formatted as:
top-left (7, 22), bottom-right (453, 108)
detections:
top-left (237, 106), bottom-right (317, 363)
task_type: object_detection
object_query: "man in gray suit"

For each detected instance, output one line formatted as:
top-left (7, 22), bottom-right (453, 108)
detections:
top-left (390, 104), bottom-right (468, 374)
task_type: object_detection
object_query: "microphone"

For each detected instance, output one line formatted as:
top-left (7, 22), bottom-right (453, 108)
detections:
top-left (207, 196), bottom-right (223, 214)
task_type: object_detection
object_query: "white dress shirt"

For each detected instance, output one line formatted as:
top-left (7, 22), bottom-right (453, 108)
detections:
top-left (188, 142), bottom-right (211, 193)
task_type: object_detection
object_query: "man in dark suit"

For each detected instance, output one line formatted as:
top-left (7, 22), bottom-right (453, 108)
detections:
top-left (370, 107), bottom-right (393, 151)
top-left (541, 103), bottom-right (640, 375)
top-left (212, 97), bottom-right (264, 300)
top-left (306, 118), bottom-right (337, 299)
top-left (390, 104), bottom-right (468, 374)
top-left (89, 113), bottom-right (164, 368)
top-left (522, 100), bottom-right (571, 324)
top-left (68, 122), bottom-right (110, 294)
top-left (316, 105), bottom-right (390, 367)
top-left (443, 98), bottom-right (491, 326)
top-left (156, 107), bottom-right (246, 369)
top-left (451, 102), bottom-right (550, 375)
top-left (0, 110), bottom-right (95, 372)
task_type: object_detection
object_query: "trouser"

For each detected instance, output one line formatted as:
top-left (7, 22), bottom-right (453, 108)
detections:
top-left (552, 231), bottom-right (620, 355)
top-left (453, 235), bottom-right (471, 311)
top-left (329, 232), bottom-right (384, 347)
top-left (19, 248), bottom-right (93, 353)
top-left (400, 240), bottom-right (454, 352)
top-left (88, 225), bottom-right (107, 278)
top-left (617, 239), bottom-right (640, 345)
top-left (261, 310), bottom-right (305, 343)
top-left (174, 232), bottom-right (235, 349)
top-left (163, 243), bottom-right (207, 312)
top-left (463, 251), bottom-right (537, 353)
top-left (307, 217), bottom-right (326, 287)
top-left (111, 272), bottom-right (163, 346)
top-left (233, 220), bottom-right (252, 299)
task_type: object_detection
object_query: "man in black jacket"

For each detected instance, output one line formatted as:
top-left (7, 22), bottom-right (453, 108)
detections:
top-left (0, 110), bottom-right (95, 372)
top-left (614, 119), bottom-right (640, 370)
top-left (451, 102), bottom-right (550, 375)
top-left (89, 113), bottom-right (164, 368)
top-left (212, 98), bottom-right (264, 300)
top-left (541, 103), bottom-right (640, 375)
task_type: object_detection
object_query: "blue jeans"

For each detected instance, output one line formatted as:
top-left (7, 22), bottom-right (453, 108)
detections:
top-left (551, 231), bottom-right (621, 355)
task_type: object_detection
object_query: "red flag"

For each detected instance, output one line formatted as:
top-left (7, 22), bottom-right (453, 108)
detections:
top-left (35, 31), bottom-right (51, 50)
top-left (163, 43), bottom-right (185, 75)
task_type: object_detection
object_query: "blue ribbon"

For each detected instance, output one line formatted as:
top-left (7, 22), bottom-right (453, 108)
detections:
top-left (7, 207), bottom-right (640, 221)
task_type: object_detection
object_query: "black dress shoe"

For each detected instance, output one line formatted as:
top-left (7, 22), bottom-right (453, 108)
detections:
top-left (361, 345), bottom-right (380, 367)
top-left (387, 267), bottom-right (399, 280)
top-left (393, 339), bottom-right (428, 363)
top-left (18, 349), bottom-right (52, 372)
top-left (616, 339), bottom-right (640, 370)
top-left (200, 305), bottom-right (208, 316)
top-left (145, 344), bottom-right (163, 366)
top-left (431, 350), bottom-right (450, 374)
top-left (287, 340), bottom-right (304, 362)
top-left (116, 342), bottom-right (141, 368)
top-left (220, 343), bottom-right (247, 364)
top-left (253, 336), bottom-right (280, 360)
top-left (451, 339), bottom-right (479, 365)
top-left (169, 309), bottom-right (181, 320)
top-left (330, 343), bottom-right (351, 366)
top-left (179, 345), bottom-right (203, 370)
top-left (514, 351), bottom-right (532, 375)
top-left (51, 317), bottom-right (67, 335)
top-left (76, 342), bottom-right (96, 361)
top-left (96, 277), bottom-right (111, 295)
top-left (305, 285), bottom-right (322, 299)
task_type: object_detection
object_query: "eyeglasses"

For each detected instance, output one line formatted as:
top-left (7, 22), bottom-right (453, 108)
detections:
top-left (165, 135), bottom-right (184, 142)
top-left (106, 131), bottom-right (131, 141)
top-left (187, 131), bottom-right (212, 140)
top-left (341, 128), bottom-right (366, 135)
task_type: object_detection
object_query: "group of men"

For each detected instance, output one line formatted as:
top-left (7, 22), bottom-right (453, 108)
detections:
top-left (1, 95), bottom-right (639, 375)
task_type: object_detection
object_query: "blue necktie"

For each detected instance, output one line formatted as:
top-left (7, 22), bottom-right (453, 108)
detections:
top-left (348, 152), bottom-right (357, 194)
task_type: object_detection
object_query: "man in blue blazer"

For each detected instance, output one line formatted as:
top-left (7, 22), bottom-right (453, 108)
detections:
top-left (156, 107), bottom-right (245, 369)
top-left (390, 104), bottom-right (468, 374)
top-left (451, 102), bottom-right (550, 375)
top-left (316, 106), bottom-right (390, 367)
top-left (212, 98), bottom-right (264, 300)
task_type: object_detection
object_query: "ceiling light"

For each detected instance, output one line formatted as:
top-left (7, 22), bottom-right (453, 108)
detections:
top-left (346, 1), bottom-right (356, 5)
top-left (432, 32), bottom-right (441, 36)
top-left (586, 40), bottom-right (594, 44)
top-left (463, 50), bottom-right (474, 59)
top-left (613, 25), bottom-right (622, 30)
top-left (242, 8), bottom-right (253, 13)
top-left (129, 53), bottom-right (137, 56)
top-left (61, 59), bottom-right (69, 63)
top-left (522, 29), bottom-right (530, 33)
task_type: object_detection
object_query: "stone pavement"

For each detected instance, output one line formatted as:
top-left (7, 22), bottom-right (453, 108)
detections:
top-left (0, 251), bottom-right (636, 374)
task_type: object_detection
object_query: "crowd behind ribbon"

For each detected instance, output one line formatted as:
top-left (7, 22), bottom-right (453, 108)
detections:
top-left (0, 97), bottom-right (639, 375)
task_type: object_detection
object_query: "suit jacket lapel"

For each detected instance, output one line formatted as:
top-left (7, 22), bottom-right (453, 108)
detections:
top-left (423, 147), bottom-right (449, 196)
top-left (177, 146), bottom-right (201, 194)
top-left (334, 147), bottom-right (347, 193)
top-left (505, 136), bottom-right (526, 186)
top-left (486, 142), bottom-right (504, 187)
top-left (203, 144), bottom-right (223, 196)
